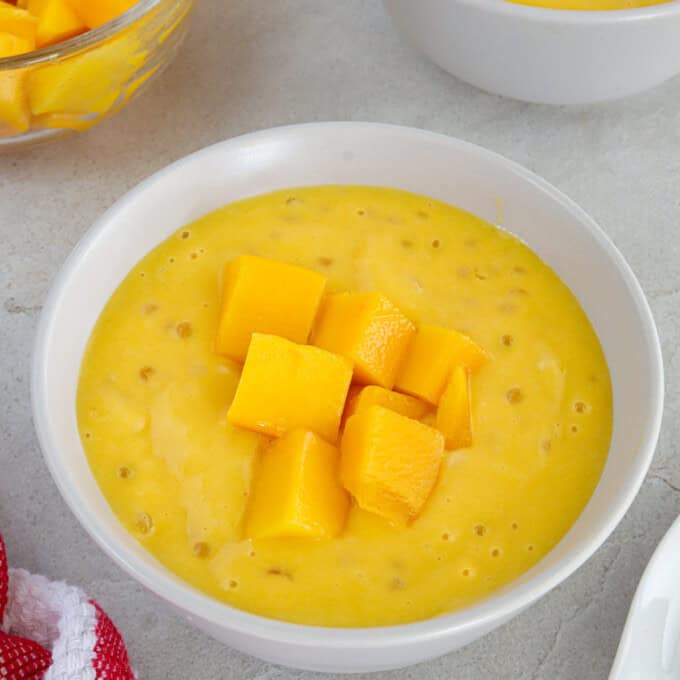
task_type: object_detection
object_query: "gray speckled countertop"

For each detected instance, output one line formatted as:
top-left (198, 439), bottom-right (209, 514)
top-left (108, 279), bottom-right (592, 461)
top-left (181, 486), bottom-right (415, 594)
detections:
top-left (1, 2), bottom-right (679, 678)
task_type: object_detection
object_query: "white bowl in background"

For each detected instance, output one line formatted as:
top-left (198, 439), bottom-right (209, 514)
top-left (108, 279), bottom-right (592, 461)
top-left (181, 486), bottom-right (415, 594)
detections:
top-left (32, 123), bottom-right (663, 673)
top-left (383, 0), bottom-right (680, 105)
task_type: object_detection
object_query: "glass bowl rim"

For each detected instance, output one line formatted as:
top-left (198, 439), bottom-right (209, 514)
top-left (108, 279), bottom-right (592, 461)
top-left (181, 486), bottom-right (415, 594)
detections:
top-left (0, 0), bottom-right (165, 70)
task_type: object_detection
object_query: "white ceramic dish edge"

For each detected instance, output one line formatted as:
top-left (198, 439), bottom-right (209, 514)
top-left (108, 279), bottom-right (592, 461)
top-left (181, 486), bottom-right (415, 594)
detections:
top-left (31, 122), bottom-right (664, 673)
top-left (382, 0), bottom-right (680, 105)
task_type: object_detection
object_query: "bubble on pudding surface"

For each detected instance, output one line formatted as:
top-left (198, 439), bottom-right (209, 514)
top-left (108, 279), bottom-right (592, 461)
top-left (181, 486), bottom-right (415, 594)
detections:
top-left (356, 209), bottom-right (366, 216)
top-left (506, 387), bottom-right (523, 404)
top-left (431, 239), bottom-right (441, 249)
top-left (527, 544), bottom-right (535, 552)
top-left (541, 439), bottom-right (552, 452)
top-left (473, 524), bottom-right (487, 537)
top-left (417, 210), bottom-right (429, 219)
top-left (441, 532), bottom-right (451, 541)
top-left (400, 238), bottom-right (413, 249)
top-left (501, 334), bottom-right (514, 347)
top-left (491, 547), bottom-right (502, 558)
top-left (180, 230), bottom-right (190, 239)
top-left (570, 424), bottom-right (579, 434)
top-left (142, 302), bottom-right (158, 315)
top-left (228, 579), bottom-right (239, 589)
top-left (511, 521), bottom-right (519, 530)
top-left (134, 512), bottom-right (153, 535)
top-left (460, 567), bottom-right (474, 578)
top-left (317, 256), bottom-right (334, 267)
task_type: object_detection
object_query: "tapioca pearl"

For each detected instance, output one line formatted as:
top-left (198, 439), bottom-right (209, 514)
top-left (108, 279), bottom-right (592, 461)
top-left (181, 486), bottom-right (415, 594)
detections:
top-left (116, 465), bottom-right (133, 479)
top-left (139, 366), bottom-right (155, 381)
top-left (192, 542), bottom-right (210, 558)
top-left (573, 400), bottom-right (591, 414)
top-left (266, 567), bottom-right (292, 580)
top-left (389, 576), bottom-right (406, 590)
top-left (176, 321), bottom-right (193, 338)
top-left (134, 512), bottom-right (154, 535)
top-left (506, 387), bottom-right (523, 404)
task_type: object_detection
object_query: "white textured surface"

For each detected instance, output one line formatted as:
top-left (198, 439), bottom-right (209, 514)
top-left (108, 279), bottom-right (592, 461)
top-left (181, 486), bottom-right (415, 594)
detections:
top-left (0, 1), bottom-right (678, 678)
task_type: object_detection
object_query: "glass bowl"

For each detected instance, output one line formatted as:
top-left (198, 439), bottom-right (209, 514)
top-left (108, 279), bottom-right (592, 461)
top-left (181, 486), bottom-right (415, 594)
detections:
top-left (0, 0), bottom-right (195, 150)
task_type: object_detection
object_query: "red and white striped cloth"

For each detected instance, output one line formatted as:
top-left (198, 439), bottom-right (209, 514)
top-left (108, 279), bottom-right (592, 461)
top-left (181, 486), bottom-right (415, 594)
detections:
top-left (0, 534), bottom-right (136, 679)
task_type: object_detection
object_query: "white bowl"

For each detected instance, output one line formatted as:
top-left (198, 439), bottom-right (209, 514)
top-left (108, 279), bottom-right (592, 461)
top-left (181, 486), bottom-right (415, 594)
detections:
top-left (383, 0), bottom-right (680, 105)
top-left (32, 123), bottom-right (663, 673)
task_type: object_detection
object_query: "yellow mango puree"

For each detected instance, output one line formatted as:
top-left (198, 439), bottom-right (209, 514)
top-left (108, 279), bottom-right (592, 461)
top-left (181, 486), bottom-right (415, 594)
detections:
top-left (77, 186), bottom-right (612, 627)
top-left (508, 0), bottom-right (668, 9)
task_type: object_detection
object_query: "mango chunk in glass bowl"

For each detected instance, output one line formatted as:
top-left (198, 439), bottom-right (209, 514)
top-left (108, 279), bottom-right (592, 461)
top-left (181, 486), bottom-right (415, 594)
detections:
top-left (0, 0), bottom-right (195, 149)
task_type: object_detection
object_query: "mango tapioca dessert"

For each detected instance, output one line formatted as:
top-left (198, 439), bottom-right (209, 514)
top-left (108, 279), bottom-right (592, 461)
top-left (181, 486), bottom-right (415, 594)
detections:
top-left (77, 185), bottom-right (612, 627)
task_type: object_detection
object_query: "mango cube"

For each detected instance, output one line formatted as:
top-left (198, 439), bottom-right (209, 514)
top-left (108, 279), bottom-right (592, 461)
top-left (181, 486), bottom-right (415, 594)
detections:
top-left (0, 3), bottom-right (36, 42)
top-left (227, 333), bottom-right (352, 442)
top-left (395, 323), bottom-right (488, 405)
top-left (245, 428), bottom-right (349, 540)
top-left (311, 292), bottom-right (415, 388)
top-left (345, 385), bottom-right (429, 421)
top-left (436, 366), bottom-right (473, 450)
top-left (27, 0), bottom-right (86, 47)
top-left (341, 405), bottom-right (445, 525)
top-left (0, 31), bottom-right (33, 133)
top-left (28, 28), bottom-right (146, 117)
top-left (65, 0), bottom-right (136, 29)
top-left (216, 255), bottom-right (327, 363)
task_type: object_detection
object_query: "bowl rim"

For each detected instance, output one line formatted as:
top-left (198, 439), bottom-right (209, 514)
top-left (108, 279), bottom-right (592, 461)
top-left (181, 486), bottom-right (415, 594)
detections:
top-left (31, 122), bottom-right (664, 649)
top-left (385, 0), bottom-right (680, 24)
top-left (0, 0), bottom-right (166, 71)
